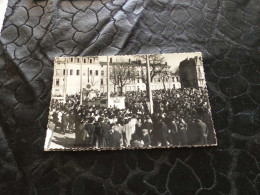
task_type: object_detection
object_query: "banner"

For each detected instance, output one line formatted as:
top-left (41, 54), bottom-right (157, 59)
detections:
top-left (109, 97), bottom-right (125, 109)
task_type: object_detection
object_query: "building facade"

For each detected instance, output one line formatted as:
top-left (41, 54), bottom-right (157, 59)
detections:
top-left (52, 57), bottom-right (182, 97)
top-left (179, 56), bottom-right (205, 89)
top-left (195, 56), bottom-right (206, 88)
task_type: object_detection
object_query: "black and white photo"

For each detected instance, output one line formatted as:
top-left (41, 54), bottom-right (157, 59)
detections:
top-left (44, 52), bottom-right (217, 151)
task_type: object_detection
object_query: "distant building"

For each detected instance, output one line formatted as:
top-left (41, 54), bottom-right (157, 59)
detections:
top-left (52, 57), bottom-right (181, 97)
top-left (195, 56), bottom-right (206, 88)
top-left (179, 56), bottom-right (205, 88)
top-left (52, 56), bottom-right (100, 96)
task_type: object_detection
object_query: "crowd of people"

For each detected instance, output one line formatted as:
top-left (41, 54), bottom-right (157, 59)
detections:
top-left (46, 88), bottom-right (215, 149)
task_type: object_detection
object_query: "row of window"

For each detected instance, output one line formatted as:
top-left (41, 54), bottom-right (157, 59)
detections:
top-left (100, 84), bottom-right (178, 93)
top-left (55, 77), bottom-right (180, 88)
top-left (56, 69), bottom-right (104, 76)
top-left (55, 78), bottom-right (105, 87)
top-left (67, 57), bottom-right (97, 64)
top-left (55, 69), bottom-right (179, 81)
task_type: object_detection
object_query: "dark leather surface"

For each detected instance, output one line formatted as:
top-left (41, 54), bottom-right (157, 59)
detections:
top-left (0, 0), bottom-right (259, 194)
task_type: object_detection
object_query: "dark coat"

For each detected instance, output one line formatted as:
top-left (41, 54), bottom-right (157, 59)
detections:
top-left (52, 112), bottom-right (58, 124)
top-left (168, 121), bottom-right (179, 145)
top-left (187, 119), bottom-right (207, 145)
top-left (143, 134), bottom-right (151, 147)
top-left (62, 113), bottom-right (69, 126)
top-left (153, 121), bottom-right (168, 146)
top-left (143, 122), bottom-right (153, 133)
top-left (107, 131), bottom-right (122, 148)
top-left (85, 123), bottom-right (96, 146)
top-left (98, 122), bottom-right (111, 147)
top-left (100, 123), bottom-right (111, 138)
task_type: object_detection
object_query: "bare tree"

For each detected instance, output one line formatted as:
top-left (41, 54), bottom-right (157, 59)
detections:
top-left (135, 54), bottom-right (167, 94)
top-left (90, 74), bottom-right (99, 87)
top-left (158, 66), bottom-right (174, 90)
top-left (110, 63), bottom-right (138, 95)
top-left (110, 65), bottom-right (119, 92)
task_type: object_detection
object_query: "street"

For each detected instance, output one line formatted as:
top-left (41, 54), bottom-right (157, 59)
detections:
top-left (49, 132), bottom-right (76, 149)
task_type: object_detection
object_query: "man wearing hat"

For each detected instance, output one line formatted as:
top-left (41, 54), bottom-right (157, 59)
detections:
top-left (98, 117), bottom-right (111, 148)
top-left (143, 116), bottom-right (153, 135)
top-left (142, 129), bottom-right (151, 147)
top-left (61, 110), bottom-right (69, 135)
top-left (107, 125), bottom-right (122, 148)
top-left (85, 117), bottom-right (96, 147)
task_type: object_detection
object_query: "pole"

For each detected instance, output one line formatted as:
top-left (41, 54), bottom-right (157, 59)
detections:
top-left (107, 56), bottom-right (110, 108)
top-left (80, 58), bottom-right (83, 105)
top-left (64, 60), bottom-right (67, 103)
top-left (146, 55), bottom-right (153, 114)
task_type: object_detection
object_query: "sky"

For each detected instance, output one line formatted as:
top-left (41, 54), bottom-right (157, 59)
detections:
top-left (98, 52), bottom-right (202, 71)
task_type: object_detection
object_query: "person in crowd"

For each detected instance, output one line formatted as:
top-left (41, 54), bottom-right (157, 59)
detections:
top-left (178, 118), bottom-right (188, 145)
top-left (61, 111), bottom-right (69, 134)
top-left (143, 116), bottom-right (153, 135)
top-left (44, 116), bottom-right (56, 149)
top-left (84, 117), bottom-right (96, 147)
top-left (142, 129), bottom-right (151, 147)
top-left (68, 110), bottom-right (75, 133)
top-left (107, 125), bottom-right (122, 147)
top-left (98, 117), bottom-right (111, 148)
top-left (156, 116), bottom-right (168, 146)
top-left (187, 117), bottom-right (208, 145)
top-left (167, 118), bottom-right (179, 145)
top-left (135, 118), bottom-right (143, 140)
top-left (75, 118), bottom-right (86, 146)
top-left (130, 133), bottom-right (144, 148)
top-left (52, 108), bottom-right (59, 132)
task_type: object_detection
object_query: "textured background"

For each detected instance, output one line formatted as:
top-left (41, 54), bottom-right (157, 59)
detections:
top-left (0, 0), bottom-right (259, 194)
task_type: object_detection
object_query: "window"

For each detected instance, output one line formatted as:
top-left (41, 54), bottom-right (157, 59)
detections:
top-left (101, 79), bottom-right (103, 85)
top-left (137, 79), bottom-right (140, 83)
top-left (95, 70), bottom-right (98, 76)
top-left (101, 70), bottom-right (104, 76)
top-left (77, 58), bottom-right (80, 63)
top-left (90, 59), bottom-right (93, 63)
top-left (63, 69), bottom-right (65, 75)
top-left (70, 58), bottom-right (73, 62)
top-left (83, 70), bottom-right (86, 76)
top-left (176, 77), bottom-right (179, 82)
top-left (70, 69), bottom-right (73, 75)
top-left (77, 70), bottom-right (80, 75)
top-left (56, 69), bottom-right (61, 76)
top-left (84, 59), bottom-right (86, 63)
top-left (90, 70), bottom-right (92, 75)
top-left (158, 78), bottom-right (161, 82)
top-left (56, 79), bottom-right (59, 86)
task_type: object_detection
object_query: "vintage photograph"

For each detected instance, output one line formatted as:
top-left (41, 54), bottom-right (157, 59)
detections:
top-left (44, 52), bottom-right (217, 151)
